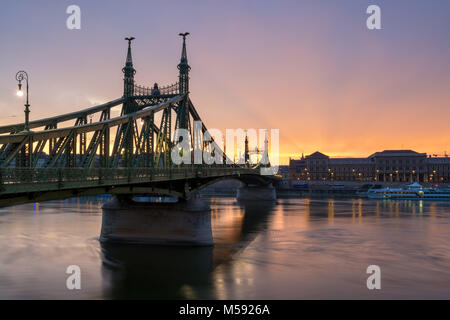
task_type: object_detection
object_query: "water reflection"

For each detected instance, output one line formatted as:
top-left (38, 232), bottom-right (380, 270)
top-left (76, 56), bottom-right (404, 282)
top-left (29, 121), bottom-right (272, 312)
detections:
top-left (100, 198), bottom-right (276, 299)
top-left (299, 197), bottom-right (450, 220)
top-left (100, 244), bottom-right (214, 299)
top-left (206, 198), bottom-right (450, 299)
top-left (1, 196), bottom-right (450, 299)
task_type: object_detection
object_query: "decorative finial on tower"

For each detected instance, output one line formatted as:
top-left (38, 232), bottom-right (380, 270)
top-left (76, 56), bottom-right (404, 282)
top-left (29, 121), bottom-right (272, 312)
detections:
top-left (178, 32), bottom-right (191, 94)
top-left (124, 37), bottom-right (135, 64)
top-left (122, 37), bottom-right (136, 99)
top-left (178, 32), bottom-right (189, 64)
top-left (179, 32), bottom-right (189, 40)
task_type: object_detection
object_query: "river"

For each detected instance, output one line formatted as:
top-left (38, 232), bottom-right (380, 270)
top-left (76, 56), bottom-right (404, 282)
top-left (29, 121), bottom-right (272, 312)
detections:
top-left (0, 196), bottom-right (449, 299)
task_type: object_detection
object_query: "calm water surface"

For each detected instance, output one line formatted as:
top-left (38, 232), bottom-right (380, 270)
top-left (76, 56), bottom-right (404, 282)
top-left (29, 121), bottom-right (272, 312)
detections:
top-left (1, 196), bottom-right (450, 299)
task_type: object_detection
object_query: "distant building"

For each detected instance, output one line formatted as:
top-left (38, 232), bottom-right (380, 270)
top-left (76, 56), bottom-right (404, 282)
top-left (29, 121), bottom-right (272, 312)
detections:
top-left (276, 165), bottom-right (291, 189)
top-left (289, 154), bottom-right (306, 181)
top-left (278, 165), bottom-right (289, 179)
top-left (289, 150), bottom-right (450, 183)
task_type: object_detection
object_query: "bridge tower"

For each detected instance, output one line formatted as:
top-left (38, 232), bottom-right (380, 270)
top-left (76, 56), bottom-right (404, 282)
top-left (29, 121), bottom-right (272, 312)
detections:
top-left (114, 37), bottom-right (137, 167)
top-left (176, 33), bottom-right (191, 132)
top-left (123, 37), bottom-right (136, 104)
top-left (178, 32), bottom-right (190, 95)
top-left (260, 131), bottom-right (270, 167)
top-left (244, 133), bottom-right (250, 165)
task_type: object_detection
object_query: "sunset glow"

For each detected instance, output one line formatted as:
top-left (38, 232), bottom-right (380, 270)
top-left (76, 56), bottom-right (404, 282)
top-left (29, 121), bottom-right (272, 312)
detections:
top-left (1, 1), bottom-right (450, 164)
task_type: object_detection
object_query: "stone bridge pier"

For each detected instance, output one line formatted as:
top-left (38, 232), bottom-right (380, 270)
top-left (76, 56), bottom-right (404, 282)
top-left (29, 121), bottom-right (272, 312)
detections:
top-left (236, 183), bottom-right (276, 201)
top-left (100, 195), bottom-right (213, 246)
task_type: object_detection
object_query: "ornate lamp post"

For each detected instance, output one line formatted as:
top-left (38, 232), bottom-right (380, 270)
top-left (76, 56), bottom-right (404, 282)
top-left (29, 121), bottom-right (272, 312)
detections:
top-left (15, 70), bottom-right (30, 132)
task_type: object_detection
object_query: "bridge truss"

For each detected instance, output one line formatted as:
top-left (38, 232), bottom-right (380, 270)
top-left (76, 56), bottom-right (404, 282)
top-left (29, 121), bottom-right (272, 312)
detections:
top-left (0, 35), bottom-right (276, 207)
top-left (0, 35), bottom-right (224, 171)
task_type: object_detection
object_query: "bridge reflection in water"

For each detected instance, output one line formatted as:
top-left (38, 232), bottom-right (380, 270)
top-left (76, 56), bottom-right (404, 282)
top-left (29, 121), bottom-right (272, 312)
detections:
top-left (101, 196), bottom-right (442, 299)
top-left (99, 198), bottom-right (276, 299)
top-left (1, 196), bottom-right (450, 299)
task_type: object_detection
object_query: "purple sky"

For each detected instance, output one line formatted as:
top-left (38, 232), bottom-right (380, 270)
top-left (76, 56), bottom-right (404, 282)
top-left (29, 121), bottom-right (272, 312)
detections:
top-left (1, 0), bottom-right (450, 163)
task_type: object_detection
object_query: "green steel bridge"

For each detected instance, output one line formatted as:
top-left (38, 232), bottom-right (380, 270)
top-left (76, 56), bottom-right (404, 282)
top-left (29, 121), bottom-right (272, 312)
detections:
top-left (0, 34), bottom-right (277, 208)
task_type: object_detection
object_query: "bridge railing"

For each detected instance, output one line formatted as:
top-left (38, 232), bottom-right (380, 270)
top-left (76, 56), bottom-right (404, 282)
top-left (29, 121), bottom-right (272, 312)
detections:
top-left (134, 83), bottom-right (179, 96)
top-left (0, 167), bottom-right (257, 189)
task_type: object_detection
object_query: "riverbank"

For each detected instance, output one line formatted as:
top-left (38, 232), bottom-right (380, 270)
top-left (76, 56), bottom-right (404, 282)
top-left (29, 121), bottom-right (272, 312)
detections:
top-left (199, 179), bottom-right (450, 198)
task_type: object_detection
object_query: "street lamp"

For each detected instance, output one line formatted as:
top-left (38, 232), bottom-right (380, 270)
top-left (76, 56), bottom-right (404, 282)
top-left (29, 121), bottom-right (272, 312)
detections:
top-left (15, 70), bottom-right (30, 132)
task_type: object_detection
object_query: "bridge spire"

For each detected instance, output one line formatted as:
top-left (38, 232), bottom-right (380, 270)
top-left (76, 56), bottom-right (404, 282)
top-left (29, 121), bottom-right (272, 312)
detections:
top-left (123, 37), bottom-right (136, 99)
top-left (178, 32), bottom-right (191, 94)
top-left (121, 37), bottom-right (137, 167)
top-left (260, 131), bottom-right (270, 167)
top-left (245, 131), bottom-right (250, 165)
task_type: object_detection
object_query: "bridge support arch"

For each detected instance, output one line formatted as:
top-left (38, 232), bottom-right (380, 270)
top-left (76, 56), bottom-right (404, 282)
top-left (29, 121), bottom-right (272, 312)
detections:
top-left (100, 196), bottom-right (213, 246)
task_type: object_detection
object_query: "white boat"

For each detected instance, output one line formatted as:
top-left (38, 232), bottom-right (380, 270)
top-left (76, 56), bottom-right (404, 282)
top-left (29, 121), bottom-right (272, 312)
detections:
top-left (367, 182), bottom-right (450, 200)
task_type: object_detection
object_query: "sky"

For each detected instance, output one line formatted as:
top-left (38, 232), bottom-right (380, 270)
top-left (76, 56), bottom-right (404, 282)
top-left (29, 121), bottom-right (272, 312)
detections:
top-left (1, 0), bottom-right (450, 164)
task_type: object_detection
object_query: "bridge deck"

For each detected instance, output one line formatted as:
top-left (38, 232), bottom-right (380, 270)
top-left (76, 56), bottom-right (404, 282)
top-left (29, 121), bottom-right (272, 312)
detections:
top-left (0, 167), bottom-right (269, 207)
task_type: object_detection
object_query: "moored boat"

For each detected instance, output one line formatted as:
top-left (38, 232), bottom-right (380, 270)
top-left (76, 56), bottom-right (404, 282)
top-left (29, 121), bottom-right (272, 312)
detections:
top-left (367, 182), bottom-right (450, 200)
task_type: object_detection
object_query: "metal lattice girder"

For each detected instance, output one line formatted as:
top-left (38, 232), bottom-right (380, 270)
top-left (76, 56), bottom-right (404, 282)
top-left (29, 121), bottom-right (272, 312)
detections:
top-left (175, 96), bottom-right (190, 132)
top-left (110, 117), bottom-right (135, 168)
top-left (0, 96), bottom-right (183, 145)
top-left (133, 94), bottom-right (179, 105)
top-left (0, 137), bottom-right (28, 168)
top-left (0, 98), bottom-right (125, 135)
top-left (154, 105), bottom-right (172, 168)
top-left (80, 124), bottom-right (109, 168)
top-left (31, 124), bottom-right (54, 168)
top-left (0, 95), bottom-right (183, 169)
top-left (45, 131), bottom-right (75, 168)
top-left (187, 98), bottom-right (232, 163)
top-left (134, 83), bottom-right (179, 96)
top-left (133, 112), bottom-right (154, 167)
top-left (109, 124), bottom-right (125, 167)
top-left (75, 116), bottom-right (88, 157)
